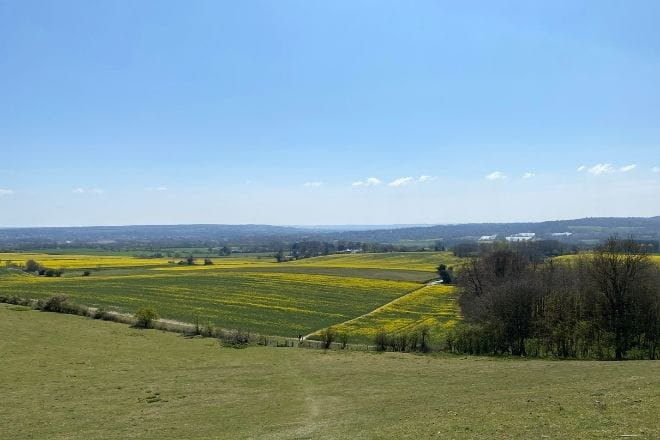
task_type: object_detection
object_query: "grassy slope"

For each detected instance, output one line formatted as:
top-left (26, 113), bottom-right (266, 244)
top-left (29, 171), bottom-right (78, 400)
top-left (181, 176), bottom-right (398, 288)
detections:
top-left (1, 305), bottom-right (658, 440)
top-left (0, 269), bottom-right (418, 336)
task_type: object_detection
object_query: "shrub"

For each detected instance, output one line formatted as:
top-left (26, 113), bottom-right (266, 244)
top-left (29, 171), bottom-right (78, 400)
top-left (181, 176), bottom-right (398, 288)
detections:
top-left (221, 329), bottom-right (250, 348)
top-left (419, 325), bottom-right (431, 353)
top-left (92, 308), bottom-right (112, 320)
top-left (319, 328), bottom-right (336, 349)
top-left (0, 295), bottom-right (33, 307)
top-left (25, 259), bottom-right (41, 272)
top-left (38, 295), bottom-right (87, 316)
top-left (134, 308), bottom-right (160, 328)
top-left (398, 333), bottom-right (411, 352)
top-left (203, 258), bottom-right (213, 265)
top-left (201, 321), bottom-right (216, 337)
top-left (374, 330), bottom-right (389, 351)
top-left (82, 271), bottom-right (91, 276)
top-left (408, 331), bottom-right (419, 352)
top-left (338, 332), bottom-right (350, 349)
top-left (192, 313), bottom-right (202, 335)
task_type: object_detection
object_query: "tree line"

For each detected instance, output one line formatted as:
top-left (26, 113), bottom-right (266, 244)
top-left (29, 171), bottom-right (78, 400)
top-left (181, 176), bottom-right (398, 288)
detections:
top-left (448, 237), bottom-right (660, 360)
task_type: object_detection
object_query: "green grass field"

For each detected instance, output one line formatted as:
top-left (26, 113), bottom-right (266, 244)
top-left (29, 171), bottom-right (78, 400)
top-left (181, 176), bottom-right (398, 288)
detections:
top-left (0, 251), bottom-right (458, 338)
top-left (1, 305), bottom-right (658, 440)
top-left (0, 268), bottom-right (420, 336)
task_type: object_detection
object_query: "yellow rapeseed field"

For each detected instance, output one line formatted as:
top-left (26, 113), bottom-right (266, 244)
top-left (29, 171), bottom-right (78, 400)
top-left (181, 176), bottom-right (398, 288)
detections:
top-left (0, 252), bottom-right (173, 269)
top-left (322, 284), bottom-right (461, 344)
top-left (0, 251), bottom-right (463, 338)
top-left (287, 251), bottom-right (461, 272)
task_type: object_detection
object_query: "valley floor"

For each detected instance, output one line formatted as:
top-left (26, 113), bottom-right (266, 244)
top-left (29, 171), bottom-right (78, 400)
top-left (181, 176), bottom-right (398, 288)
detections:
top-left (1, 304), bottom-right (658, 439)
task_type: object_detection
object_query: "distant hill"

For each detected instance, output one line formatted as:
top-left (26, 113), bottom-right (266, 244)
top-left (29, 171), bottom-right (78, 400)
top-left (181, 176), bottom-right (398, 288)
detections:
top-left (0, 217), bottom-right (658, 249)
top-left (323, 217), bottom-right (660, 244)
top-left (0, 224), bottom-right (310, 247)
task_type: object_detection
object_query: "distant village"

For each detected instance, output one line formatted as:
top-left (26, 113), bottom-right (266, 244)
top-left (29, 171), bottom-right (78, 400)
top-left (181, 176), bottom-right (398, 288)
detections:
top-left (478, 231), bottom-right (573, 243)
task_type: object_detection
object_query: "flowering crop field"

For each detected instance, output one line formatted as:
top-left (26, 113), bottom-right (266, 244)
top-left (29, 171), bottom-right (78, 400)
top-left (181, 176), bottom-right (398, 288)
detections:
top-left (0, 268), bottom-right (419, 336)
top-left (555, 253), bottom-right (660, 265)
top-left (317, 285), bottom-right (461, 344)
top-left (286, 251), bottom-right (461, 271)
top-left (0, 251), bottom-right (466, 338)
top-left (149, 251), bottom-right (462, 281)
top-left (0, 252), bottom-right (174, 269)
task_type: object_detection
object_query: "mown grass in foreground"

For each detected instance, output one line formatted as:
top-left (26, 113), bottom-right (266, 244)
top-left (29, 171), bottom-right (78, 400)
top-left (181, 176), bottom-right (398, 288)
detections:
top-left (1, 305), bottom-right (658, 440)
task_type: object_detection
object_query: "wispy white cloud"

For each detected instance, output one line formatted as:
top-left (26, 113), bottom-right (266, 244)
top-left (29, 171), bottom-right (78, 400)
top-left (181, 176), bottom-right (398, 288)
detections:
top-left (620, 164), bottom-right (637, 172)
top-left (352, 177), bottom-right (382, 187)
top-left (0, 188), bottom-right (13, 197)
top-left (418, 175), bottom-right (437, 182)
top-left (522, 172), bottom-right (535, 179)
top-left (303, 182), bottom-right (322, 187)
top-left (486, 171), bottom-right (507, 181)
top-left (146, 186), bottom-right (168, 191)
top-left (577, 165), bottom-right (586, 172)
top-left (74, 187), bottom-right (104, 194)
top-left (388, 177), bottom-right (413, 187)
top-left (653, 166), bottom-right (660, 173)
top-left (587, 163), bottom-right (615, 175)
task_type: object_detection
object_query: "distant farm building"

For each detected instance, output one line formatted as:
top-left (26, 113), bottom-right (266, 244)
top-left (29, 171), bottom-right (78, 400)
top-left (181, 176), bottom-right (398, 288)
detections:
top-left (478, 235), bottom-right (497, 241)
top-left (505, 232), bottom-right (536, 242)
top-left (550, 232), bottom-right (573, 237)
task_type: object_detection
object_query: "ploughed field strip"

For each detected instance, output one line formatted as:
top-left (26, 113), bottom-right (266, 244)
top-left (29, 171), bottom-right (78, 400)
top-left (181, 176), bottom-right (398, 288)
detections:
top-left (314, 285), bottom-right (461, 343)
top-left (0, 268), bottom-right (419, 336)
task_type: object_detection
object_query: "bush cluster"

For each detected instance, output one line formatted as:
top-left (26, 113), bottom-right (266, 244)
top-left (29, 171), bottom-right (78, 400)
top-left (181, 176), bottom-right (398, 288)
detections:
top-left (374, 326), bottom-right (431, 353)
top-left (37, 295), bottom-right (88, 315)
top-left (134, 308), bottom-right (160, 328)
top-left (220, 329), bottom-right (250, 348)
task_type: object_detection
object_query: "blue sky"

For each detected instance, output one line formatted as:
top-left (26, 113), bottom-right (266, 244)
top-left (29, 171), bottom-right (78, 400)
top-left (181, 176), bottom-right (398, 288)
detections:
top-left (1, 1), bottom-right (659, 226)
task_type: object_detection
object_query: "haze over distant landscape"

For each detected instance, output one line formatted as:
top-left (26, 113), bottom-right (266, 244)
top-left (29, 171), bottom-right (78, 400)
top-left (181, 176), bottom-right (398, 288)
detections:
top-left (1, 1), bottom-right (659, 227)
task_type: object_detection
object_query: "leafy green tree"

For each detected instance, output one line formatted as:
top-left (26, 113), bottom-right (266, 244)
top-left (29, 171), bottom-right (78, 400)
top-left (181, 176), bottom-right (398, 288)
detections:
top-left (437, 264), bottom-right (453, 284)
top-left (25, 259), bottom-right (41, 272)
top-left (134, 308), bottom-right (160, 328)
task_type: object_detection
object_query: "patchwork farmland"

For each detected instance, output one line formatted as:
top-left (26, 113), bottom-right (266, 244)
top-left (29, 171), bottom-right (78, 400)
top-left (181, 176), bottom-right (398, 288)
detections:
top-left (0, 252), bottom-right (458, 340)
